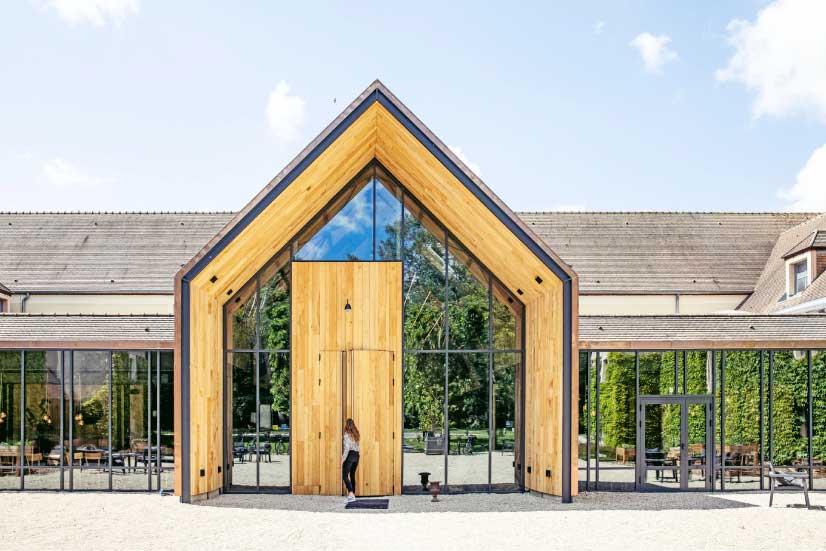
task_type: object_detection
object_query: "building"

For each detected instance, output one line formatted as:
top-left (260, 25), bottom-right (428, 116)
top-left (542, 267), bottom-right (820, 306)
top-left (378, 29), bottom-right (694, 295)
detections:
top-left (1, 81), bottom-right (825, 501)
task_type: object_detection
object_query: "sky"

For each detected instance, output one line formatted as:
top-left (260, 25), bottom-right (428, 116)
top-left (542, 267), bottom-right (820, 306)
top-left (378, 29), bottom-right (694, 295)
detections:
top-left (1, 0), bottom-right (825, 213)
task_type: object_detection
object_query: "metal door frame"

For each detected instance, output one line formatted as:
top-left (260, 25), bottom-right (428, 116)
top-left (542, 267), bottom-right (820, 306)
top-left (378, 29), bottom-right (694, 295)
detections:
top-left (636, 395), bottom-right (713, 491)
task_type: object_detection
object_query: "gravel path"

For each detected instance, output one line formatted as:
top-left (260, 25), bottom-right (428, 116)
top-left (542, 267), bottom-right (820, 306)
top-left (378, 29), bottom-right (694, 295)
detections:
top-left (1, 490), bottom-right (823, 550)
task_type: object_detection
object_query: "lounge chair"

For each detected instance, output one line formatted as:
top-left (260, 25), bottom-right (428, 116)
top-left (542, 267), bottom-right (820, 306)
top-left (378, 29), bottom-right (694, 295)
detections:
top-left (766, 462), bottom-right (810, 509)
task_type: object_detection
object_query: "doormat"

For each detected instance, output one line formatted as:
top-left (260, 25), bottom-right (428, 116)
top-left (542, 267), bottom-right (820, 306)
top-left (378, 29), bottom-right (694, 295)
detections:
top-left (346, 499), bottom-right (389, 510)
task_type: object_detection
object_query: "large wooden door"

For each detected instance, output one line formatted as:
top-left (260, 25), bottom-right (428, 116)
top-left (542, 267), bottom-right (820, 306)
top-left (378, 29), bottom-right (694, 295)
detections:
top-left (291, 262), bottom-right (402, 495)
top-left (343, 349), bottom-right (396, 496)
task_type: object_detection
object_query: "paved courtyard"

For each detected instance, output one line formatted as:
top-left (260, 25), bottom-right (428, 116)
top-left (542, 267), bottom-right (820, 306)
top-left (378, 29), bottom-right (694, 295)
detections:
top-left (1, 490), bottom-right (824, 550)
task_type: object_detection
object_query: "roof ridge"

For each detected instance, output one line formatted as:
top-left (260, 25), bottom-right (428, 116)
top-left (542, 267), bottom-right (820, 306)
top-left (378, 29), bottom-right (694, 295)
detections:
top-left (778, 211), bottom-right (826, 237)
top-left (517, 211), bottom-right (824, 215)
top-left (0, 211), bottom-right (235, 215)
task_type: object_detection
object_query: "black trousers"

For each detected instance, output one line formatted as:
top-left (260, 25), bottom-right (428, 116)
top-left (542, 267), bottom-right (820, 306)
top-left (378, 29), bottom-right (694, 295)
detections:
top-left (343, 450), bottom-right (359, 493)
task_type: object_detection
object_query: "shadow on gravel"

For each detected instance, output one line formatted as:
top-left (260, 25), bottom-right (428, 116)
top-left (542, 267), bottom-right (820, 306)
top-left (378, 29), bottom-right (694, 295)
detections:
top-left (194, 491), bottom-right (756, 514)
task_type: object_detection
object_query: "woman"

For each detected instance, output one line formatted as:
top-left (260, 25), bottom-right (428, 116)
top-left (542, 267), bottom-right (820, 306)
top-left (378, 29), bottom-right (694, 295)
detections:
top-left (342, 418), bottom-right (360, 503)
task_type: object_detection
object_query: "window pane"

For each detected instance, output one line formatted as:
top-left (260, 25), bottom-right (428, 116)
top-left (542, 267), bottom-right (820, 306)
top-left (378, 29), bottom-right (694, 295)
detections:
top-left (720, 351), bottom-right (762, 489)
top-left (258, 252), bottom-right (290, 351)
top-left (638, 352), bottom-right (680, 395)
top-left (492, 281), bottom-right (522, 350)
top-left (374, 172), bottom-right (403, 261)
top-left (295, 174), bottom-right (373, 261)
top-left (72, 351), bottom-right (110, 490)
top-left (155, 351), bottom-right (175, 491)
top-left (259, 351), bottom-right (290, 489)
top-left (23, 351), bottom-right (63, 490)
top-left (228, 352), bottom-right (256, 489)
top-left (227, 277), bottom-right (257, 350)
top-left (110, 352), bottom-right (149, 490)
top-left (771, 351), bottom-right (809, 467)
top-left (0, 351), bottom-right (21, 487)
top-left (447, 353), bottom-right (488, 489)
top-left (595, 352), bottom-right (637, 489)
top-left (403, 199), bottom-right (446, 350)
top-left (403, 353), bottom-right (445, 491)
top-left (812, 350), bottom-right (826, 489)
top-left (492, 352), bottom-right (521, 489)
top-left (447, 240), bottom-right (489, 350)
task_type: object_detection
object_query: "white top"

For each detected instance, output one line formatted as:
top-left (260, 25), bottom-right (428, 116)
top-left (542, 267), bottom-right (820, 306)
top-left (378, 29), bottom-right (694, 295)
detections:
top-left (342, 432), bottom-right (360, 461)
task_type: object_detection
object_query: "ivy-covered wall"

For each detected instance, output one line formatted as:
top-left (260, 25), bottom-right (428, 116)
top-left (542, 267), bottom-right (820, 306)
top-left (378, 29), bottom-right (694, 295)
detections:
top-left (579, 349), bottom-right (826, 466)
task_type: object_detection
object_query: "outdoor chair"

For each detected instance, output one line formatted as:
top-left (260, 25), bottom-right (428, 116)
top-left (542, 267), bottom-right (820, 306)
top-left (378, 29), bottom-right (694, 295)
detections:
top-left (463, 434), bottom-right (477, 455)
top-left (766, 462), bottom-right (810, 509)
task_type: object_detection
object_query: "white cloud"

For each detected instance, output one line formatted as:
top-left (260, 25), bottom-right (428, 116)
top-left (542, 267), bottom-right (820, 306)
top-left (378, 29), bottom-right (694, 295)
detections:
top-left (630, 32), bottom-right (678, 73)
top-left (593, 21), bottom-right (605, 35)
top-left (449, 146), bottom-right (482, 176)
top-left (778, 145), bottom-right (826, 211)
top-left (40, 0), bottom-right (138, 27)
top-left (716, 0), bottom-right (826, 122)
top-left (266, 81), bottom-right (305, 142)
top-left (41, 157), bottom-right (107, 189)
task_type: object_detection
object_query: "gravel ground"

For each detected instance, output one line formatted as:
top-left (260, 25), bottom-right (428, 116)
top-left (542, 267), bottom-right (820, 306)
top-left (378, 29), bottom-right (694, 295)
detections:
top-left (1, 490), bottom-right (823, 550)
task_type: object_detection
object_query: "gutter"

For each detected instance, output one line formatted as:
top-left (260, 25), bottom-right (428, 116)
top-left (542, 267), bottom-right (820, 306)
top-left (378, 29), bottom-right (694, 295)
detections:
top-left (772, 297), bottom-right (826, 315)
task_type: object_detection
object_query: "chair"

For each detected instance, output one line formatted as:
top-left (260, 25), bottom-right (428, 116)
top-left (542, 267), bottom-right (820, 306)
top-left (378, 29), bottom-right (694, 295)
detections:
top-left (463, 434), bottom-right (477, 455)
top-left (766, 462), bottom-right (810, 509)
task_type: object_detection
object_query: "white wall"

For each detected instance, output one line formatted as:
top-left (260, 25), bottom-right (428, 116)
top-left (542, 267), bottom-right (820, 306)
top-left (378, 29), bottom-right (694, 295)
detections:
top-left (579, 294), bottom-right (747, 315)
top-left (7, 294), bottom-right (174, 314)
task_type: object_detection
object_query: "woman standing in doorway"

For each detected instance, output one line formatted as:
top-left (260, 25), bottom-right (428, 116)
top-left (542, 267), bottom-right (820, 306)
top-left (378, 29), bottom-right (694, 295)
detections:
top-left (342, 418), bottom-right (360, 503)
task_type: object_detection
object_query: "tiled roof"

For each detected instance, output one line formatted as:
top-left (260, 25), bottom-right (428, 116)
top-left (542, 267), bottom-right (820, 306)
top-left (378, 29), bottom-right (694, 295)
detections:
top-left (0, 212), bottom-right (231, 293)
top-left (0, 281), bottom-right (9, 295)
top-left (521, 212), bottom-right (816, 294)
top-left (740, 214), bottom-right (826, 313)
top-left (580, 314), bottom-right (826, 349)
top-left (1, 210), bottom-right (820, 296)
top-left (783, 230), bottom-right (826, 259)
top-left (0, 313), bottom-right (173, 348)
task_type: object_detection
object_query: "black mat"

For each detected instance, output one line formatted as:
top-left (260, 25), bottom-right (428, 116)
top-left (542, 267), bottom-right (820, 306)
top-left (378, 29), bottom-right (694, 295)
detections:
top-left (345, 499), bottom-right (389, 510)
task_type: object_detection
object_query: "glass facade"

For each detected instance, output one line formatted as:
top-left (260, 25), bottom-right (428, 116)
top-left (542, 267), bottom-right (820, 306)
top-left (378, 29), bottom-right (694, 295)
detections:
top-left (0, 350), bottom-right (173, 492)
top-left (225, 250), bottom-right (291, 493)
top-left (224, 162), bottom-right (525, 495)
top-left (580, 349), bottom-right (826, 493)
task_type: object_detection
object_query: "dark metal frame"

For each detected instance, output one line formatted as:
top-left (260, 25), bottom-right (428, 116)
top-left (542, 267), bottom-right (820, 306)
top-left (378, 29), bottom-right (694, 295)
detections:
top-left (581, 348), bottom-right (825, 494)
top-left (0, 348), bottom-right (174, 493)
top-left (636, 394), bottom-right (714, 491)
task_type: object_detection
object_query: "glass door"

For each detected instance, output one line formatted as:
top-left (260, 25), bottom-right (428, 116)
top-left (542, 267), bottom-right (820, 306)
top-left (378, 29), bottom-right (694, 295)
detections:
top-left (636, 395), bottom-right (713, 491)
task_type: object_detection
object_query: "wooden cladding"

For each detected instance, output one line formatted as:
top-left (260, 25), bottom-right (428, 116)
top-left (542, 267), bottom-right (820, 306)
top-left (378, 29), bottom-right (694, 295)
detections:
top-left (291, 262), bottom-right (402, 495)
top-left (176, 91), bottom-right (576, 499)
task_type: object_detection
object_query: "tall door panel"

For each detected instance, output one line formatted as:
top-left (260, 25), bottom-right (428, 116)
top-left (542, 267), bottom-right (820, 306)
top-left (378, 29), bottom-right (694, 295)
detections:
top-left (345, 350), bottom-right (395, 496)
top-left (292, 261), bottom-right (401, 496)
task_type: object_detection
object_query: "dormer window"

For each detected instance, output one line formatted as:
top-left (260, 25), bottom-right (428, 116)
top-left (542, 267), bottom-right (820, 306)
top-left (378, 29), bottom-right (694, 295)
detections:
top-left (793, 259), bottom-right (808, 295)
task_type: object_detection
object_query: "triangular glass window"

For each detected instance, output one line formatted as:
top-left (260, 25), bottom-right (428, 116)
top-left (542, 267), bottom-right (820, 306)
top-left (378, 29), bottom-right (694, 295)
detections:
top-left (294, 165), bottom-right (402, 261)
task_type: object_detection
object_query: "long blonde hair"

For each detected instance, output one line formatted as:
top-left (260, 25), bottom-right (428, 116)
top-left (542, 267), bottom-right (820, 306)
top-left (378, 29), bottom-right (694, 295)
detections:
top-left (344, 418), bottom-right (360, 442)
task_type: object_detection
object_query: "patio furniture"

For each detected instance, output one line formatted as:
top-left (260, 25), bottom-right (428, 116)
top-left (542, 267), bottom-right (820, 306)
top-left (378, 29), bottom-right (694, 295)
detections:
top-left (424, 434), bottom-right (444, 455)
top-left (463, 434), bottom-right (477, 455)
top-left (767, 462), bottom-right (810, 509)
top-left (615, 446), bottom-right (635, 464)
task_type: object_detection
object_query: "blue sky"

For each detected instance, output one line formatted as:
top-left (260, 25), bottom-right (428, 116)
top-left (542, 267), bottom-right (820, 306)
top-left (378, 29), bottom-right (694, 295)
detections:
top-left (1, 0), bottom-right (824, 212)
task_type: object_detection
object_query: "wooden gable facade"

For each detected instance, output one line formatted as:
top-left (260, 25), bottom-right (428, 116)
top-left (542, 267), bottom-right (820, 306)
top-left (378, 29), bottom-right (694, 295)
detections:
top-left (174, 81), bottom-right (578, 502)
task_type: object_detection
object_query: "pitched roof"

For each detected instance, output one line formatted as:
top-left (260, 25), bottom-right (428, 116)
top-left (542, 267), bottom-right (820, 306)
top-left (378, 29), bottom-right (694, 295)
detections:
top-left (521, 212), bottom-right (816, 294)
top-left (0, 281), bottom-right (9, 295)
top-left (0, 211), bottom-right (819, 296)
top-left (740, 213), bottom-right (826, 313)
top-left (0, 313), bottom-right (174, 349)
top-left (0, 212), bottom-right (230, 294)
top-left (783, 229), bottom-right (826, 259)
top-left (579, 314), bottom-right (826, 349)
top-left (177, 80), bottom-right (575, 287)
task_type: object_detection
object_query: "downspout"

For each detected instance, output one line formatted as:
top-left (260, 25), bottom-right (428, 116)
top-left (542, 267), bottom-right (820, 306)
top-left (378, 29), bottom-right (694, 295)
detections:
top-left (561, 277), bottom-right (573, 503)
top-left (21, 292), bottom-right (31, 313)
